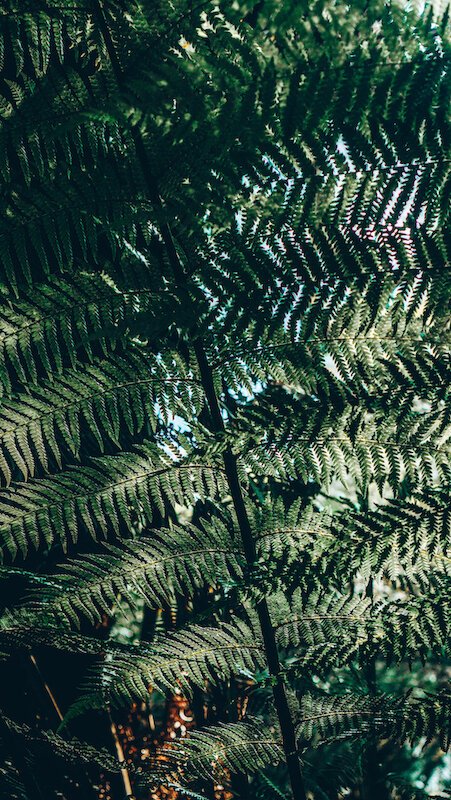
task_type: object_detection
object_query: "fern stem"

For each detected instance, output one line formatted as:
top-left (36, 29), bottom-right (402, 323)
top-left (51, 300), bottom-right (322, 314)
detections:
top-left (108, 709), bottom-right (135, 800)
top-left (141, 189), bottom-right (308, 794)
top-left (193, 342), bottom-right (307, 800)
top-left (29, 654), bottom-right (63, 723)
top-left (362, 563), bottom-right (390, 800)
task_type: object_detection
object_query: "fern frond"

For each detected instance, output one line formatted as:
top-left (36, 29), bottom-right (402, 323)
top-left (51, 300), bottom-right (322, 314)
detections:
top-left (329, 489), bottom-right (451, 583)
top-left (0, 444), bottom-right (224, 559)
top-left (0, 757), bottom-right (30, 800)
top-left (297, 690), bottom-right (451, 751)
top-left (0, 350), bottom-right (202, 483)
top-left (271, 588), bottom-right (450, 672)
top-left (0, 3), bottom-right (93, 80)
top-left (376, 590), bottom-right (450, 663)
top-left (0, 623), bottom-right (105, 659)
top-left (272, 590), bottom-right (371, 651)
top-left (0, 67), bottom-right (126, 190)
top-left (0, 273), bottom-right (151, 393)
top-left (2, 713), bottom-right (119, 772)
top-left (77, 619), bottom-right (263, 706)
top-left (0, 157), bottom-right (148, 291)
top-left (153, 717), bottom-right (284, 783)
top-left (254, 490), bottom-right (450, 588)
top-left (216, 281), bottom-right (450, 407)
top-left (241, 403), bottom-right (450, 493)
top-left (15, 520), bottom-right (243, 627)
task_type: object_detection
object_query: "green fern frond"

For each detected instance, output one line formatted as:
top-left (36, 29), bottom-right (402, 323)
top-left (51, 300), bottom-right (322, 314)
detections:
top-left (15, 519), bottom-right (243, 627)
top-left (0, 67), bottom-right (126, 189)
top-left (153, 717), bottom-right (284, 783)
top-left (0, 6), bottom-right (84, 80)
top-left (329, 489), bottom-right (451, 583)
top-left (2, 713), bottom-right (119, 772)
top-left (271, 588), bottom-right (450, 671)
top-left (376, 590), bottom-right (450, 663)
top-left (0, 273), bottom-right (152, 393)
top-left (0, 157), bottom-right (148, 291)
top-left (272, 590), bottom-right (371, 651)
top-left (0, 350), bottom-right (202, 482)
top-left (0, 623), bottom-right (105, 659)
top-left (297, 690), bottom-right (451, 751)
top-left (256, 489), bottom-right (451, 590)
top-left (77, 619), bottom-right (263, 706)
top-left (211, 266), bottom-right (449, 417)
top-left (250, 771), bottom-right (288, 800)
top-left (241, 405), bottom-right (450, 493)
top-left (0, 443), bottom-right (224, 559)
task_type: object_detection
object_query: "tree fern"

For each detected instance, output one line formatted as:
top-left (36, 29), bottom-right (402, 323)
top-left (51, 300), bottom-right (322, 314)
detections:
top-left (0, 2), bottom-right (449, 799)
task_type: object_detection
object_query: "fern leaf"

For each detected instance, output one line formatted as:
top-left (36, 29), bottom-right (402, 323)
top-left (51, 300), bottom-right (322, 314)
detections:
top-left (2, 713), bottom-right (119, 772)
top-left (297, 691), bottom-right (451, 751)
top-left (74, 620), bottom-right (263, 706)
top-left (153, 718), bottom-right (284, 783)
top-left (0, 273), bottom-right (153, 393)
top-left (15, 520), bottom-right (243, 627)
top-left (0, 444), bottom-right (225, 559)
top-left (0, 350), bottom-right (202, 482)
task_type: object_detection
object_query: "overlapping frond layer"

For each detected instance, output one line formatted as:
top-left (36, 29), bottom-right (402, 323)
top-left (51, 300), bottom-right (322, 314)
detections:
top-left (0, 350), bottom-right (202, 483)
top-left (0, 1), bottom-right (448, 797)
top-left (0, 624), bottom-right (105, 660)
top-left (0, 274), bottom-right (154, 393)
top-left (216, 280), bottom-right (450, 404)
top-left (154, 718), bottom-right (284, 783)
top-left (255, 490), bottom-right (451, 586)
top-left (297, 691), bottom-right (451, 752)
top-left (0, 160), bottom-right (151, 291)
top-left (2, 713), bottom-right (119, 772)
top-left (239, 401), bottom-right (450, 493)
top-left (0, 3), bottom-right (92, 81)
top-left (141, 689), bottom-right (451, 788)
top-left (271, 588), bottom-right (450, 669)
top-left (328, 490), bottom-right (451, 583)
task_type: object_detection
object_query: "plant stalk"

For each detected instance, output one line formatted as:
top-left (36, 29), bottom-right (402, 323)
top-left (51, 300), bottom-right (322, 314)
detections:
top-left (193, 343), bottom-right (306, 800)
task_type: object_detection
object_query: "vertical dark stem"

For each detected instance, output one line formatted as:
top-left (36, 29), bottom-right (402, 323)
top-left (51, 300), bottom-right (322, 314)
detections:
top-left (107, 709), bottom-right (136, 799)
top-left (94, 4), bottom-right (307, 797)
top-left (193, 343), bottom-right (307, 800)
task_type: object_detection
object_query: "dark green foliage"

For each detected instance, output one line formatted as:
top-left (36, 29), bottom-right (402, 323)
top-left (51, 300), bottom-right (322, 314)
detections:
top-left (10, 520), bottom-right (242, 626)
top-left (2, 714), bottom-right (120, 771)
top-left (0, 1), bottom-right (449, 798)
